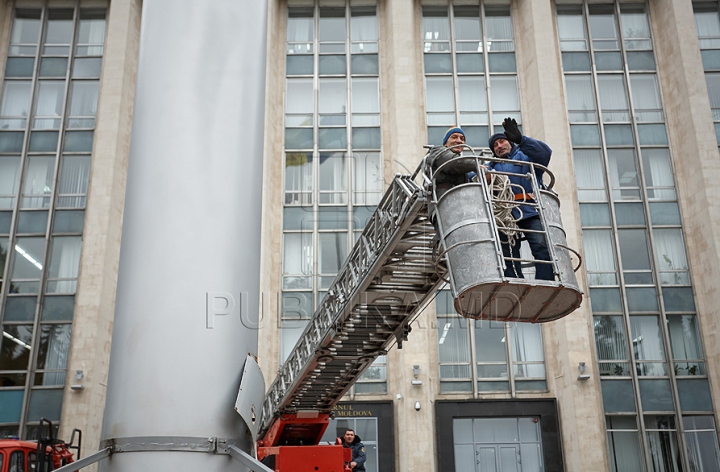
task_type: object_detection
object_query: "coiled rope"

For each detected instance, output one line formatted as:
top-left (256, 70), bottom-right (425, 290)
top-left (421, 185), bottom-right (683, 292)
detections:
top-left (487, 172), bottom-right (521, 246)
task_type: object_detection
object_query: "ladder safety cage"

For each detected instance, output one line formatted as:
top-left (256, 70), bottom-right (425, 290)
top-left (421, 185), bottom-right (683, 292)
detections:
top-left (427, 145), bottom-right (583, 324)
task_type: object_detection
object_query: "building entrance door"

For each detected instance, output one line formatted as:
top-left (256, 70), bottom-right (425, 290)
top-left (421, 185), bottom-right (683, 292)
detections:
top-left (454, 417), bottom-right (544, 472)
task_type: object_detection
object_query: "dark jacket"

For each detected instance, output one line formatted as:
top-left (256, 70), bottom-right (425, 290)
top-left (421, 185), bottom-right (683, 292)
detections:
top-left (342, 435), bottom-right (366, 472)
top-left (426, 146), bottom-right (478, 200)
top-left (487, 136), bottom-right (552, 220)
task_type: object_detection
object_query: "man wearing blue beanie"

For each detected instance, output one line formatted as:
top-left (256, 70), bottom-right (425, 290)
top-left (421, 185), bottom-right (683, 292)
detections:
top-left (426, 126), bottom-right (475, 201)
top-left (488, 117), bottom-right (554, 280)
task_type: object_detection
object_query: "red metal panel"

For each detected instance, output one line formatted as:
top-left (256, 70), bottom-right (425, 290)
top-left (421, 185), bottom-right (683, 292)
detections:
top-left (258, 445), bottom-right (351, 472)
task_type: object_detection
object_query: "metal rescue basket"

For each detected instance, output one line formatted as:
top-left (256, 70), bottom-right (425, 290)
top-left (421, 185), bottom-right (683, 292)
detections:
top-left (424, 146), bottom-right (583, 323)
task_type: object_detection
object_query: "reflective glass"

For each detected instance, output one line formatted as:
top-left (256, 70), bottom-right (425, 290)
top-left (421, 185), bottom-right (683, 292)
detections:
top-left (11, 237), bottom-right (45, 280)
top-left (626, 288), bottom-right (658, 313)
top-left (319, 55), bottom-right (346, 75)
top-left (41, 296), bottom-right (75, 321)
top-left (424, 53), bottom-right (452, 74)
top-left (456, 53), bottom-right (483, 73)
top-left (16, 211), bottom-right (48, 234)
top-left (562, 52), bottom-right (591, 71)
top-left (589, 288), bottom-right (623, 313)
top-left (662, 287), bottom-right (696, 312)
top-left (63, 131), bottom-right (93, 152)
top-left (0, 324), bottom-right (33, 370)
top-left (39, 58), bottom-right (68, 77)
top-left (602, 380), bottom-right (636, 412)
top-left (639, 380), bottom-right (674, 411)
top-left (286, 55), bottom-right (313, 75)
top-left (3, 296), bottom-right (37, 321)
top-left (27, 388), bottom-right (63, 422)
top-left (351, 54), bottom-right (378, 75)
top-left (318, 232), bottom-right (347, 273)
top-left (618, 229), bottom-right (651, 271)
top-left (5, 57), bottom-right (34, 77)
top-left (53, 210), bottom-right (85, 233)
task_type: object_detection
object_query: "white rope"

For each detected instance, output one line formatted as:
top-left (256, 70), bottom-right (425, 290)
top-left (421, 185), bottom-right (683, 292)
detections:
top-left (488, 173), bottom-right (521, 246)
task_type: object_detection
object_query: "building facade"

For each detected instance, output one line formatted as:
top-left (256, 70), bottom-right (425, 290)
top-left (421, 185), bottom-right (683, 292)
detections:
top-left (1, 0), bottom-right (720, 471)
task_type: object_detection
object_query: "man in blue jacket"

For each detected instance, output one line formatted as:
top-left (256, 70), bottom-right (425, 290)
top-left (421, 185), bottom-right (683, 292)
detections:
top-left (488, 117), bottom-right (554, 281)
top-left (341, 429), bottom-right (366, 472)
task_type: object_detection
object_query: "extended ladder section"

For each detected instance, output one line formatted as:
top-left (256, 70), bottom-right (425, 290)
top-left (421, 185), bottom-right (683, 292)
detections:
top-left (259, 172), bottom-right (442, 442)
top-left (258, 149), bottom-right (583, 446)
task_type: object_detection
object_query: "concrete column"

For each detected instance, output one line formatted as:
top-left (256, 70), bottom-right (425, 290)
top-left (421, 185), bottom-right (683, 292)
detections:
top-left (99, 1), bottom-right (267, 471)
top-left (650, 0), bottom-right (720, 419)
top-left (513, 1), bottom-right (608, 471)
top-left (59, 1), bottom-right (141, 467)
top-left (380, 1), bottom-right (437, 471)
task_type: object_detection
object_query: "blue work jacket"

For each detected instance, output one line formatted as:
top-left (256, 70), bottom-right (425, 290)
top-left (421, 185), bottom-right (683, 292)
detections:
top-left (487, 136), bottom-right (552, 221)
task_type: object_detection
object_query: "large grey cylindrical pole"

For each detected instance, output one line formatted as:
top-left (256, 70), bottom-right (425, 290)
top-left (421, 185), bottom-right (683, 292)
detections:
top-left (100, 1), bottom-right (267, 470)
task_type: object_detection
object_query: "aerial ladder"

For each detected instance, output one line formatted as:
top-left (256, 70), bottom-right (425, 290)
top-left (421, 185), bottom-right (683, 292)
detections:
top-left (49, 147), bottom-right (582, 472)
top-left (253, 147), bottom-right (583, 471)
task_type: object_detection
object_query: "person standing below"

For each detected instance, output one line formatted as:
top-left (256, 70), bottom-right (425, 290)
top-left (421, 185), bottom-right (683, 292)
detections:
top-left (341, 429), bottom-right (366, 472)
top-left (488, 117), bottom-right (554, 281)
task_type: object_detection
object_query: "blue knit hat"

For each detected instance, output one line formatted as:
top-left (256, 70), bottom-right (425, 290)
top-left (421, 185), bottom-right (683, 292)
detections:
top-left (443, 127), bottom-right (465, 146)
top-left (489, 132), bottom-right (507, 156)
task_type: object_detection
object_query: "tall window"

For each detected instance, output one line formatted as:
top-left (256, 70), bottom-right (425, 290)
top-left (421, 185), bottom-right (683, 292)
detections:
top-left (557, 3), bottom-right (720, 471)
top-left (694, 2), bottom-right (720, 151)
top-left (436, 291), bottom-right (546, 395)
top-left (282, 3), bottom-right (385, 394)
top-left (0, 6), bottom-right (106, 438)
top-left (422, 3), bottom-right (520, 147)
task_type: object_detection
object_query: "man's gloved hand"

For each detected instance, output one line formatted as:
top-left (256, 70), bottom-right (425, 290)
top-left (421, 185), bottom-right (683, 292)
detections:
top-left (502, 117), bottom-right (522, 144)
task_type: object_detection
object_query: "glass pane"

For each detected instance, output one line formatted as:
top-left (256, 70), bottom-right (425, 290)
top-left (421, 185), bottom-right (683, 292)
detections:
top-left (319, 55), bottom-right (346, 75)
top-left (10, 10), bottom-right (41, 45)
top-left (47, 236), bottom-right (82, 279)
top-left (474, 322), bottom-right (506, 362)
top-left (283, 207), bottom-right (312, 231)
top-left (72, 58), bottom-right (102, 78)
top-left (12, 237), bottom-right (45, 279)
top-left (39, 57), bottom-right (68, 77)
top-left (595, 52), bottom-right (623, 71)
top-left (16, 211), bottom-right (47, 234)
top-left (425, 76), bottom-right (454, 113)
top-left (614, 203), bottom-right (645, 226)
top-left (1, 82), bottom-right (32, 121)
top-left (574, 149), bottom-right (606, 201)
top-left (351, 54), bottom-right (378, 74)
top-left (0, 391), bottom-right (23, 423)
top-left (456, 53), bottom-right (483, 73)
top-left (562, 52), bottom-right (591, 71)
top-left (642, 149), bottom-right (676, 200)
top-left (53, 210), bottom-right (85, 233)
top-left (597, 75), bottom-right (628, 121)
top-left (57, 155), bottom-right (91, 208)
top-left (353, 152), bottom-right (382, 206)
top-left (594, 316), bottom-right (629, 366)
top-left (631, 315), bottom-right (666, 370)
top-left (639, 380), bottom-right (674, 411)
top-left (677, 379), bottom-right (713, 411)
top-left (602, 380), bottom-right (636, 412)
top-left (36, 324), bottom-right (71, 370)
top-left (637, 125), bottom-right (667, 145)
top-left (488, 53), bottom-right (516, 73)
top-left (285, 128), bottom-right (313, 149)
top-left (317, 207), bottom-right (347, 230)
top-left (22, 156), bottom-right (55, 208)
top-left (318, 128), bottom-right (346, 149)
top-left (662, 287), bottom-right (696, 312)
top-left (627, 51), bottom-right (656, 71)
top-left (45, 10), bottom-right (74, 44)
top-left (0, 324), bottom-right (33, 370)
top-left (0, 132), bottom-right (25, 153)
top-left (618, 229), bottom-right (650, 271)
top-left (41, 296), bottom-right (75, 321)
top-left (605, 125), bottom-right (634, 146)
top-left (283, 232), bottom-right (312, 275)
top-left (626, 288), bottom-right (658, 313)
top-left (5, 57), bottom-right (35, 77)
top-left (28, 131), bottom-right (59, 152)
top-left (458, 77), bottom-right (486, 114)
top-left (68, 81), bottom-right (99, 119)
top-left (27, 389), bottom-right (63, 422)
top-left (319, 152), bottom-right (347, 198)
top-left (352, 127), bottom-right (380, 150)
top-left (63, 131), bottom-right (94, 152)
top-left (3, 296), bottom-right (37, 321)
top-left (649, 202), bottom-right (680, 226)
top-left (579, 204), bottom-right (611, 227)
top-left (318, 232), bottom-right (347, 273)
top-left (319, 7), bottom-right (345, 42)
top-left (437, 316), bottom-right (470, 364)
top-left (589, 288), bottom-right (623, 313)
top-left (607, 430), bottom-right (644, 472)
top-left (490, 76), bottom-right (519, 112)
top-left (608, 149), bottom-right (639, 199)
top-left (570, 124), bottom-right (600, 146)
top-left (287, 55), bottom-right (313, 75)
